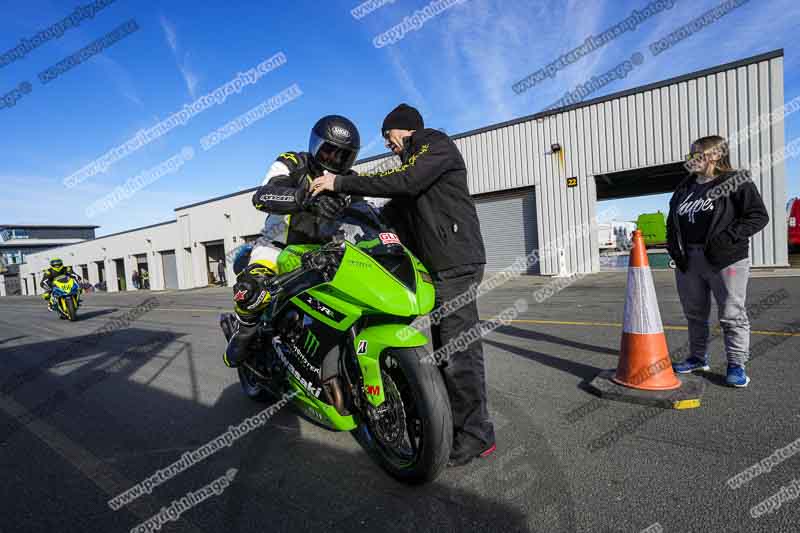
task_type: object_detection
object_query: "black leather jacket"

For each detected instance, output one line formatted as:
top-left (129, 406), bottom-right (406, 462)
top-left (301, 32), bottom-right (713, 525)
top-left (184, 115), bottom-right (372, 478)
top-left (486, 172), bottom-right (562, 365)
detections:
top-left (335, 128), bottom-right (486, 273)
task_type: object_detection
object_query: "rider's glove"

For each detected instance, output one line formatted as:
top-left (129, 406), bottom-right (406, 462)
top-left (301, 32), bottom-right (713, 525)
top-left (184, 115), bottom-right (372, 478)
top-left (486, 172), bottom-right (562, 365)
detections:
top-left (308, 194), bottom-right (347, 220)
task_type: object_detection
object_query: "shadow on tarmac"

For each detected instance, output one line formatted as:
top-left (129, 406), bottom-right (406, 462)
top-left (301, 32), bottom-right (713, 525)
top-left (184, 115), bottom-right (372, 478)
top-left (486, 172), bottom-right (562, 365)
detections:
top-left (75, 308), bottom-right (119, 321)
top-left (484, 337), bottom-right (604, 382)
top-left (0, 335), bottom-right (27, 346)
top-left (0, 327), bottom-right (572, 532)
top-left (494, 324), bottom-right (619, 357)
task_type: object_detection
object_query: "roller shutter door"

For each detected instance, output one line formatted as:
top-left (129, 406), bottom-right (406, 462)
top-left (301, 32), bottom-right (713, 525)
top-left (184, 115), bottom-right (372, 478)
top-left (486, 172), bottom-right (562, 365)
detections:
top-left (474, 189), bottom-right (539, 274)
top-left (161, 250), bottom-right (179, 289)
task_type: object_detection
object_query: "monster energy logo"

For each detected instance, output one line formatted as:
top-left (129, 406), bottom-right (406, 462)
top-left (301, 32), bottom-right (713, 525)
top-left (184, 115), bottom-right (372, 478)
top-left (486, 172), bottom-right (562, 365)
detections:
top-left (304, 330), bottom-right (320, 357)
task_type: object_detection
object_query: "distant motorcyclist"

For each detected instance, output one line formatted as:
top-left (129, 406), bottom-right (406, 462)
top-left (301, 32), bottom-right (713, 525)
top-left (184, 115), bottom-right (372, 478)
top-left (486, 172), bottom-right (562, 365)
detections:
top-left (222, 115), bottom-right (360, 369)
top-left (40, 258), bottom-right (81, 309)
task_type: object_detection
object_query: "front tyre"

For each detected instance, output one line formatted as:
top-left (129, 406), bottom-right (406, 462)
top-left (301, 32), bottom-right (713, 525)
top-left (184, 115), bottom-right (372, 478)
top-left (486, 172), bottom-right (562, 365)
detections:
top-left (354, 347), bottom-right (452, 484)
top-left (66, 297), bottom-right (78, 321)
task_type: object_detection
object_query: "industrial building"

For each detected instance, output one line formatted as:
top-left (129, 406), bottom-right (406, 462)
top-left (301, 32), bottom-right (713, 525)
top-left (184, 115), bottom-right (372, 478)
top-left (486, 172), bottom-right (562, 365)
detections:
top-left (15, 49), bottom-right (789, 295)
top-left (0, 224), bottom-right (98, 296)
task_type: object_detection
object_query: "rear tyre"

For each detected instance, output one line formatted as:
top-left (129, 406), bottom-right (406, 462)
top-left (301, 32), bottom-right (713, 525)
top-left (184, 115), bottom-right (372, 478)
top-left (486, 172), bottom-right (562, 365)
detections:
top-left (353, 347), bottom-right (452, 484)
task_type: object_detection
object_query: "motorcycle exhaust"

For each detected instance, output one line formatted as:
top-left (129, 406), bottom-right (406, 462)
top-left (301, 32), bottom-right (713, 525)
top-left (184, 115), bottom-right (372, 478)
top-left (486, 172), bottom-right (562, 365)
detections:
top-left (323, 376), bottom-right (348, 416)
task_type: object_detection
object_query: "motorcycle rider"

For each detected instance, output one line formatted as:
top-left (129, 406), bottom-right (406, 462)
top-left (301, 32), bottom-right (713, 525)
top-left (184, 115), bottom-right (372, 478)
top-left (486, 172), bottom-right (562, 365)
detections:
top-left (222, 115), bottom-right (360, 369)
top-left (40, 258), bottom-right (82, 309)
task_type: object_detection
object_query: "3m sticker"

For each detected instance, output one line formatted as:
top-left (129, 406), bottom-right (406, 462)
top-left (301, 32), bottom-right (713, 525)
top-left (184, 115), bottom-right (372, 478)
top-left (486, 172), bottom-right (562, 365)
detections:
top-left (379, 232), bottom-right (400, 245)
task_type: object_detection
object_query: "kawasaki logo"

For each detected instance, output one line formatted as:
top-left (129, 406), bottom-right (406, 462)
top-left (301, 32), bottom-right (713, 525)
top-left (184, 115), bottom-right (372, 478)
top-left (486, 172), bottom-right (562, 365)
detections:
top-left (304, 330), bottom-right (320, 357)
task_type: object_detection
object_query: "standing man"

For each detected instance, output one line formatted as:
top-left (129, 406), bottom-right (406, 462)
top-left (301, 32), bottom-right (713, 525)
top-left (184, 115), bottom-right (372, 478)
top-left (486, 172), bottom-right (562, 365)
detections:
top-left (217, 259), bottom-right (227, 286)
top-left (311, 104), bottom-right (495, 467)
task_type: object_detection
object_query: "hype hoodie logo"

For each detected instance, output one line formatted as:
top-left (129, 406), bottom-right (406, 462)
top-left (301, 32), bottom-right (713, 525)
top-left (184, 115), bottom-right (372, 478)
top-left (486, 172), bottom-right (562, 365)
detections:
top-left (677, 192), bottom-right (714, 223)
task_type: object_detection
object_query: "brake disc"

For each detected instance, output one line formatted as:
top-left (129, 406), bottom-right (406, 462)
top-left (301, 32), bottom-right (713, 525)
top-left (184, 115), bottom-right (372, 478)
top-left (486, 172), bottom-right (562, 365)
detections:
top-left (368, 371), bottom-right (407, 450)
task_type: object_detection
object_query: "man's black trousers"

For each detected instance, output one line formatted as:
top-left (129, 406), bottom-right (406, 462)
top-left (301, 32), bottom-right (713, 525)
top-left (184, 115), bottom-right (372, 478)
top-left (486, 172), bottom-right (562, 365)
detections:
top-left (431, 264), bottom-right (495, 449)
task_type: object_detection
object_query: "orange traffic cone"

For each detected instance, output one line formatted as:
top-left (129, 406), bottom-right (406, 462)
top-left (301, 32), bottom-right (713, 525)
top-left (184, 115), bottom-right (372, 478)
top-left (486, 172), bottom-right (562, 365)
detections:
top-left (612, 230), bottom-right (681, 390)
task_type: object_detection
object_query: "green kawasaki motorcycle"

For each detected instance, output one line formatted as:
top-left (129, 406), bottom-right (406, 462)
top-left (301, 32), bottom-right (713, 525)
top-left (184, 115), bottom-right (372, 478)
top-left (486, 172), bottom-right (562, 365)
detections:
top-left (220, 201), bottom-right (453, 483)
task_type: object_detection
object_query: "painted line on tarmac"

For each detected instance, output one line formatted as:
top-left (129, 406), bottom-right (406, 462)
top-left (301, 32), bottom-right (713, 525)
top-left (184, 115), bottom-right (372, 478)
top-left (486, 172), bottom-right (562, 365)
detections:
top-left (496, 318), bottom-right (800, 337)
top-left (5, 305), bottom-right (797, 337)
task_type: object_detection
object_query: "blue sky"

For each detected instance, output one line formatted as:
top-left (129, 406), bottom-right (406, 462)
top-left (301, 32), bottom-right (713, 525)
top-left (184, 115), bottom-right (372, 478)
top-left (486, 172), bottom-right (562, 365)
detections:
top-left (1, 0), bottom-right (799, 235)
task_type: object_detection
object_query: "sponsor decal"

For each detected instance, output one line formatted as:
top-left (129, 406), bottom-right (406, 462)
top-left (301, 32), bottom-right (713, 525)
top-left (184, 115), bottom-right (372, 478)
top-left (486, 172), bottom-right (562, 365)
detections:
top-left (298, 293), bottom-right (343, 321)
top-left (259, 193), bottom-right (296, 202)
top-left (302, 405), bottom-right (328, 423)
top-left (356, 340), bottom-right (368, 355)
top-left (304, 330), bottom-right (320, 358)
top-left (276, 344), bottom-right (322, 398)
top-left (233, 289), bottom-right (248, 302)
top-left (245, 290), bottom-right (267, 310)
top-left (379, 232), bottom-right (400, 245)
top-left (347, 259), bottom-right (371, 269)
top-left (365, 384), bottom-right (381, 396)
top-left (279, 152), bottom-right (299, 165)
top-left (331, 125), bottom-right (350, 139)
top-left (289, 343), bottom-right (321, 376)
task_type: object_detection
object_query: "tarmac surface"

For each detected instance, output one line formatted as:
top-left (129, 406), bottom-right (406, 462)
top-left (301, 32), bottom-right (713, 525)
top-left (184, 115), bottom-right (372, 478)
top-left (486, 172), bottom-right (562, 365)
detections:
top-left (0, 271), bottom-right (798, 532)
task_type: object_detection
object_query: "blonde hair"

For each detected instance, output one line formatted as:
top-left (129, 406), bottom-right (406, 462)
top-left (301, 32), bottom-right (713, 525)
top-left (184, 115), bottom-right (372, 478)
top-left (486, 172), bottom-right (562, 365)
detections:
top-left (691, 135), bottom-right (735, 175)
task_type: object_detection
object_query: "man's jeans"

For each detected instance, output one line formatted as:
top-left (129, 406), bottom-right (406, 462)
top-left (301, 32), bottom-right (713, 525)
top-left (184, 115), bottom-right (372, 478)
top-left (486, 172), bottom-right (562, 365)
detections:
top-left (675, 246), bottom-right (751, 366)
top-left (431, 264), bottom-right (495, 449)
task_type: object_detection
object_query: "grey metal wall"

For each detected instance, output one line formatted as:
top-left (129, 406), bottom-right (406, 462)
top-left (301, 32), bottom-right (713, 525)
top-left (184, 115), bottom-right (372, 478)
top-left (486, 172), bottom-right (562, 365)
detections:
top-left (354, 51), bottom-right (788, 274)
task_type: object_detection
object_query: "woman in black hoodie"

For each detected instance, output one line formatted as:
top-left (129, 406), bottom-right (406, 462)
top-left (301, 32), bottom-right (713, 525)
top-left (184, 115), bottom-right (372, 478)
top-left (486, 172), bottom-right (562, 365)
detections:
top-left (667, 135), bottom-right (769, 387)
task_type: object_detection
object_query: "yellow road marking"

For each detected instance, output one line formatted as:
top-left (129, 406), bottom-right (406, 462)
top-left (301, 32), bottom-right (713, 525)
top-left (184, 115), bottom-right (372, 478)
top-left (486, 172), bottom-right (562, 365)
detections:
top-left (4, 305), bottom-right (798, 337)
top-left (492, 318), bottom-right (800, 337)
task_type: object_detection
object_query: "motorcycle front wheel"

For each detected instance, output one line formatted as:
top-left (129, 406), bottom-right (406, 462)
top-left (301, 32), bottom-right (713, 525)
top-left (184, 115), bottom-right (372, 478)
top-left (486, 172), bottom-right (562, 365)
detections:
top-left (353, 347), bottom-right (452, 484)
top-left (66, 297), bottom-right (77, 321)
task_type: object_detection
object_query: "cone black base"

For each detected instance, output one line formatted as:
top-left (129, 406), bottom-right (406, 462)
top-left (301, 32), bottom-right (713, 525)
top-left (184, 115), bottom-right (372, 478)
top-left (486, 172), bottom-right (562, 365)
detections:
top-left (587, 369), bottom-right (705, 409)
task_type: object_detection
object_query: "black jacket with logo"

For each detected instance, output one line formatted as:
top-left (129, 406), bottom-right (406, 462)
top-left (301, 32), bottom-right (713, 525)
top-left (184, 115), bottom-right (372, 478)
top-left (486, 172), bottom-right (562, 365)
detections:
top-left (335, 128), bottom-right (486, 273)
top-left (667, 170), bottom-right (769, 272)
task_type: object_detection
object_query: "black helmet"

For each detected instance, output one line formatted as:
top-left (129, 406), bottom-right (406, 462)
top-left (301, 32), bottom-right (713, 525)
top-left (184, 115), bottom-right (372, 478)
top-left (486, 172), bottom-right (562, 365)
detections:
top-left (308, 115), bottom-right (360, 174)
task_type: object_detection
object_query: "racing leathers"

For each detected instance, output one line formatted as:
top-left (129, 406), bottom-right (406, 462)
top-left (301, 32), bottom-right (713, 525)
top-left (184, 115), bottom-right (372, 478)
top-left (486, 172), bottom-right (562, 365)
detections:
top-left (41, 266), bottom-right (81, 307)
top-left (223, 151), bottom-right (350, 368)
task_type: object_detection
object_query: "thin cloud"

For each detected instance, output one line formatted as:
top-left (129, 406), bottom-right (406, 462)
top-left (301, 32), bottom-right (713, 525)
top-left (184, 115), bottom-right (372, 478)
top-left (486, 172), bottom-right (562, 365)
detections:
top-left (159, 14), bottom-right (199, 99)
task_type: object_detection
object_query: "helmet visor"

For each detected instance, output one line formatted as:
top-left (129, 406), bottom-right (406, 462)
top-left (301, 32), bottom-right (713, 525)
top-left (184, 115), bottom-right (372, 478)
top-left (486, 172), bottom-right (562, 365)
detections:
top-left (309, 132), bottom-right (358, 174)
top-left (50, 260), bottom-right (63, 268)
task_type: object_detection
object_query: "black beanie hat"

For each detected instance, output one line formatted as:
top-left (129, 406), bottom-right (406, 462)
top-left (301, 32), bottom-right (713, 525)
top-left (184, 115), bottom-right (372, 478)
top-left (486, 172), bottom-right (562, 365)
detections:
top-left (382, 103), bottom-right (424, 134)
